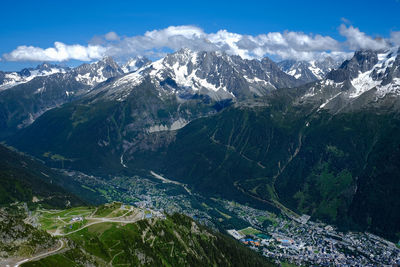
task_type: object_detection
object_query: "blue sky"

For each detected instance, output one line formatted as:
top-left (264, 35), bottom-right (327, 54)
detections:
top-left (1, 0), bottom-right (399, 71)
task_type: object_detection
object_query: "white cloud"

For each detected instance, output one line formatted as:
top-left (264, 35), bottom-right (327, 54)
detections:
top-left (237, 31), bottom-right (341, 61)
top-left (107, 25), bottom-right (215, 56)
top-left (104, 31), bottom-right (120, 41)
top-left (390, 31), bottom-right (400, 45)
top-left (340, 17), bottom-right (352, 25)
top-left (145, 25), bottom-right (205, 40)
top-left (339, 24), bottom-right (389, 50)
top-left (3, 42), bottom-right (106, 62)
top-left (2, 24), bottom-right (397, 63)
top-left (105, 26), bottom-right (345, 61)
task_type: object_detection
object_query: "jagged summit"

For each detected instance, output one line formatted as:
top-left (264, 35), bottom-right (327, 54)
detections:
top-left (0, 63), bottom-right (69, 90)
top-left (72, 56), bottom-right (124, 86)
top-left (300, 47), bottom-right (400, 111)
top-left (114, 48), bottom-right (303, 101)
top-left (121, 56), bottom-right (151, 73)
top-left (278, 57), bottom-right (342, 83)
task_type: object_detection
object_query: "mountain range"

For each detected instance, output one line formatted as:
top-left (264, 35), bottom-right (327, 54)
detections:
top-left (278, 56), bottom-right (341, 83)
top-left (2, 46), bottom-right (400, 244)
top-left (0, 144), bottom-right (274, 267)
top-left (0, 63), bottom-right (69, 90)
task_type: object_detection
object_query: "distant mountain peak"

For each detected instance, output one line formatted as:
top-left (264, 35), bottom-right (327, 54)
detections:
top-left (0, 63), bottom-right (69, 91)
top-left (73, 56), bottom-right (124, 86)
top-left (140, 49), bottom-right (301, 100)
top-left (278, 57), bottom-right (342, 83)
top-left (300, 46), bottom-right (400, 112)
top-left (84, 49), bottom-right (303, 102)
top-left (121, 56), bottom-right (151, 73)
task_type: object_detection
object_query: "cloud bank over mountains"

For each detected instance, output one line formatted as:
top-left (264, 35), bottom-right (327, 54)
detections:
top-left (3, 24), bottom-right (400, 63)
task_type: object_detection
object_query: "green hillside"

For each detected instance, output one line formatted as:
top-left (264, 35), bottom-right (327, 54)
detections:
top-left (7, 80), bottom-right (220, 175)
top-left (22, 207), bottom-right (274, 267)
top-left (159, 104), bottom-right (400, 241)
top-left (8, 84), bottom-right (400, 241)
top-left (0, 144), bottom-right (87, 208)
top-left (0, 206), bottom-right (57, 261)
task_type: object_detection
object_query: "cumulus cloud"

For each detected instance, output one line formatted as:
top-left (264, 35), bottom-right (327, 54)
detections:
top-left (104, 25), bottom-right (345, 61)
top-left (105, 26), bottom-right (216, 58)
top-left (2, 24), bottom-right (397, 63)
top-left (3, 42), bottom-right (106, 62)
top-left (237, 31), bottom-right (341, 60)
top-left (390, 31), bottom-right (400, 45)
top-left (339, 24), bottom-right (389, 50)
top-left (104, 31), bottom-right (120, 41)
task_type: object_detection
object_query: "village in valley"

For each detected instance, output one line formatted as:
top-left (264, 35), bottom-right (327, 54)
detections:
top-left (221, 200), bottom-right (400, 266)
top-left (63, 170), bottom-right (400, 266)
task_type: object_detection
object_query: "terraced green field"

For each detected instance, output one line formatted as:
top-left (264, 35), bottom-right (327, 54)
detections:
top-left (35, 203), bottom-right (140, 236)
top-left (36, 207), bottom-right (94, 233)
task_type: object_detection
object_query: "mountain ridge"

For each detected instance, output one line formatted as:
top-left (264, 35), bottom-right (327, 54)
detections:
top-left (4, 46), bottom-right (400, 242)
top-left (278, 56), bottom-right (341, 83)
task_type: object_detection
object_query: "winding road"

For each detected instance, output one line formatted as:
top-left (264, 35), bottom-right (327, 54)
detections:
top-left (13, 239), bottom-right (65, 267)
top-left (52, 212), bottom-right (145, 237)
top-left (4, 208), bottom-right (151, 267)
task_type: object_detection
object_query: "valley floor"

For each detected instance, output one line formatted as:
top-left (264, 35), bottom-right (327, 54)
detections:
top-left (1, 169), bottom-right (398, 266)
top-left (56, 169), bottom-right (400, 266)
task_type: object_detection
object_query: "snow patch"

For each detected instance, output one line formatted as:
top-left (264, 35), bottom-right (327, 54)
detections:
top-left (319, 92), bottom-right (342, 109)
top-left (350, 70), bottom-right (381, 98)
top-left (120, 154), bottom-right (127, 168)
top-left (75, 67), bottom-right (108, 86)
top-left (0, 68), bottom-right (66, 90)
top-left (308, 61), bottom-right (324, 80)
top-left (349, 47), bottom-right (399, 98)
top-left (376, 78), bottom-right (400, 98)
top-left (35, 87), bottom-right (45, 94)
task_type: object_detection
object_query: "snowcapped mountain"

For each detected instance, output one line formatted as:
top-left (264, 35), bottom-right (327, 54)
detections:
top-left (0, 57), bottom-right (124, 92)
top-left (300, 47), bottom-right (400, 111)
top-left (278, 57), bottom-right (342, 83)
top-left (121, 56), bottom-right (151, 73)
top-left (0, 57), bottom-right (125, 135)
top-left (93, 48), bottom-right (302, 102)
top-left (0, 63), bottom-right (69, 90)
top-left (73, 56), bottom-right (124, 86)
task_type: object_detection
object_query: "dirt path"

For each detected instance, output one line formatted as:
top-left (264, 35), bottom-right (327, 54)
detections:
top-left (13, 239), bottom-right (65, 267)
top-left (109, 250), bottom-right (124, 265)
top-left (52, 213), bottom-right (144, 237)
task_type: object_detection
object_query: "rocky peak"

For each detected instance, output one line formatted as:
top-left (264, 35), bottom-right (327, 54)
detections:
top-left (143, 49), bottom-right (301, 100)
top-left (121, 56), bottom-right (151, 73)
top-left (278, 57), bottom-right (342, 83)
top-left (341, 50), bottom-right (379, 77)
top-left (73, 57), bottom-right (124, 86)
top-left (301, 47), bottom-right (400, 113)
top-left (18, 68), bottom-right (31, 77)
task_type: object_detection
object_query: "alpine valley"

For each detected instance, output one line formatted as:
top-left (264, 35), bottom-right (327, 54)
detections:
top-left (1, 46), bottom-right (400, 266)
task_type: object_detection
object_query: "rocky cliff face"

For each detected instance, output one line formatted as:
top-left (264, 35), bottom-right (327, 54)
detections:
top-left (0, 63), bottom-right (69, 91)
top-left (299, 47), bottom-right (400, 112)
top-left (278, 57), bottom-right (342, 83)
top-left (0, 57), bottom-right (124, 137)
top-left (133, 49), bottom-right (302, 101)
